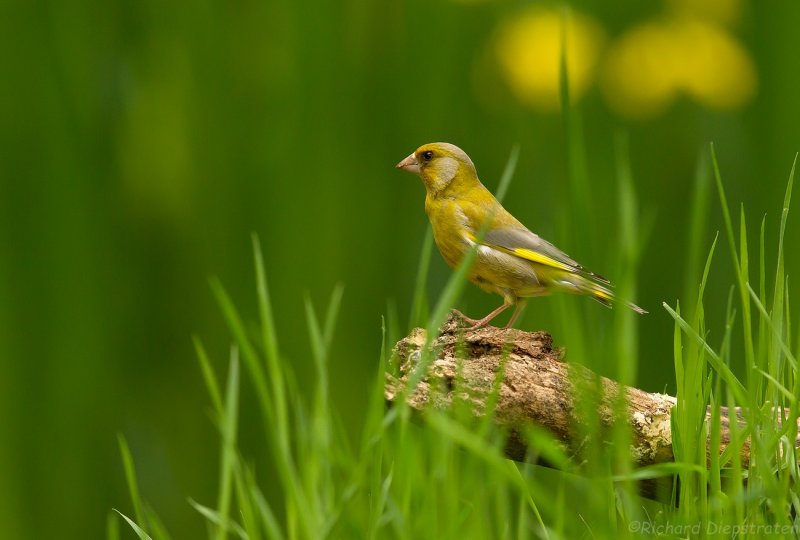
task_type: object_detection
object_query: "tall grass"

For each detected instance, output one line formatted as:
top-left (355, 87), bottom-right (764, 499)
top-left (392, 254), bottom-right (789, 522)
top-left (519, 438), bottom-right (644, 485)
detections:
top-left (112, 145), bottom-right (800, 539)
top-left (662, 147), bottom-right (799, 535)
top-left (111, 39), bottom-right (799, 536)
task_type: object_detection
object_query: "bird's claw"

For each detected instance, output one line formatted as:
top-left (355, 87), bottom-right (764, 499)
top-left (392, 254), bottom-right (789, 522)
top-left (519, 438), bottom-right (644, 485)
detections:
top-left (451, 309), bottom-right (491, 330)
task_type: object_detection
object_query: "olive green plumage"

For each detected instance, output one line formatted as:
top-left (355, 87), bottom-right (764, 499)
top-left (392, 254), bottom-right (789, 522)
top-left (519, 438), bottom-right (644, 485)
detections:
top-left (396, 142), bottom-right (646, 329)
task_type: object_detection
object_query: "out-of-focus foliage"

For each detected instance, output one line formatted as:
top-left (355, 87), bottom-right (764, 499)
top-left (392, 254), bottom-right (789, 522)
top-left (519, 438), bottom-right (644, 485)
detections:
top-left (1, 0), bottom-right (799, 538)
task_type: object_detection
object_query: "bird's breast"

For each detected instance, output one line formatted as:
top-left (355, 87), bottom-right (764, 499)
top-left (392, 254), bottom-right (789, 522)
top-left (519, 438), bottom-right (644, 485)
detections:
top-left (426, 198), bottom-right (471, 269)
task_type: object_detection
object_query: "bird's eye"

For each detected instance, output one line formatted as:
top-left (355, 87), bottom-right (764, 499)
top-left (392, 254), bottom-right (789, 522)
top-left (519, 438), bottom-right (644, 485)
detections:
top-left (421, 150), bottom-right (434, 161)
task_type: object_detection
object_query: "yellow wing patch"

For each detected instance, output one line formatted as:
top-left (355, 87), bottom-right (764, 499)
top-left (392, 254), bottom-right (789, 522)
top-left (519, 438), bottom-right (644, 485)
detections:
top-left (511, 248), bottom-right (574, 271)
top-left (593, 288), bottom-right (612, 300)
top-left (465, 232), bottom-right (575, 272)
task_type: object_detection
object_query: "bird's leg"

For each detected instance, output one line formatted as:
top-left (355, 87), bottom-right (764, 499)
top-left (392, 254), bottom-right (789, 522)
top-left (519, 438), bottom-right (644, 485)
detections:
top-left (464, 302), bottom-right (513, 330)
top-left (451, 309), bottom-right (481, 325)
top-left (504, 299), bottom-right (527, 329)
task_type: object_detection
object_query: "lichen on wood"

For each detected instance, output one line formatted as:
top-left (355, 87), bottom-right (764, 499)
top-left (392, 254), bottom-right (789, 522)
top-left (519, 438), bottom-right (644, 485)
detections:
top-left (385, 314), bottom-right (797, 470)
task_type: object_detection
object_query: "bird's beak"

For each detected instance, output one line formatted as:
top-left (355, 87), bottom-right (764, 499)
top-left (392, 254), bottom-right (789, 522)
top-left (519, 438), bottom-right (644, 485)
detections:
top-left (396, 152), bottom-right (420, 175)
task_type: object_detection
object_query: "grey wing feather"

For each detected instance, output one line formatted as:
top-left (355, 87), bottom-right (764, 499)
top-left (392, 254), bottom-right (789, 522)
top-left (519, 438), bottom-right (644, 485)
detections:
top-left (483, 228), bottom-right (612, 285)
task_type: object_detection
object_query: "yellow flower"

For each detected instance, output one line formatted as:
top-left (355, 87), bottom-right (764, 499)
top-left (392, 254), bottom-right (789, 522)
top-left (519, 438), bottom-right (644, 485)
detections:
top-left (599, 21), bottom-right (679, 118)
top-left (601, 16), bottom-right (756, 118)
top-left (678, 18), bottom-right (757, 109)
top-left (494, 7), bottom-right (605, 111)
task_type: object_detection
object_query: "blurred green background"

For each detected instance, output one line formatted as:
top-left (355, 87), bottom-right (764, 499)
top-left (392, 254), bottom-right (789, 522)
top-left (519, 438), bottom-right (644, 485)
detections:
top-left (1, 0), bottom-right (799, 537)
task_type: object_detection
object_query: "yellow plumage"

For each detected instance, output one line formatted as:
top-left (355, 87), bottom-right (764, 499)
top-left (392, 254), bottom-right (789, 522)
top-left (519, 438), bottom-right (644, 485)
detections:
top-left (396, 142), bottom-right (646, 329)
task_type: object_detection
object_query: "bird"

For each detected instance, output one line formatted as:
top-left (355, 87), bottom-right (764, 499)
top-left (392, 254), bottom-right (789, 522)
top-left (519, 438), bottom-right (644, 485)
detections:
top-left (396, 142), bottom-right (646, 329)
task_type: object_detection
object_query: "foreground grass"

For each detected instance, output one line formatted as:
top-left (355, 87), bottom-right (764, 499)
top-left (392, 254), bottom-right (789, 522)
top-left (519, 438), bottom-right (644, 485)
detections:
top-left (111, 142), bottom-right (800, 538)
top-left (108, 48), bottom-right (799, 540)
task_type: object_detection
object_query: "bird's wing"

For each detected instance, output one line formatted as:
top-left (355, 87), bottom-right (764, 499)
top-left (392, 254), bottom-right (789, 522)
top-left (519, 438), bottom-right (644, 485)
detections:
top-left (475, 228), bottom-right (611, 285)
top-left (456, 193), bottom-right (611, 285)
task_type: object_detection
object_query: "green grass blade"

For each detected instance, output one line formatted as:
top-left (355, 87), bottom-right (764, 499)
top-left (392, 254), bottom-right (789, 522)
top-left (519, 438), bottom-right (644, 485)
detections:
top-left (303, 292), bottom-right (334, 521)
top-left (251, 234), bottom-right (280, 361)
top-left (423, 412), bottom-right (510, 482)
top-left (213, 245), bottom-right (312, 539)
top-left (209, 277), bottom-right (271, 422)
top-left (106, 511), bottom-right (120, 540)
top-left (759, 215), bottom-right (766, 306)
top-left (672, 301), bottom-right (684, 427)
top-left (494, 144), bottom-right (520, 204)
top-left (774, 155), bottom-right (796, 307)
top-left (507, 462), bottom-right (549, 539)
top-left (215, 347), bottom-right (241, 540)
top-left (758, 370), bottom-right (795, 403)
top-left (250, 235), bottom-right (288, 446)
top-left (189, 499), bottom-right (248, 539)
top-left (117, 435), bottom-right (146, 532)
top-left (404, 242), bottom-right (475, 394)
top-left (738, 204), bottom-right (757, 372)
top-left (663, 302), bottom-right (748, 404)
top-left (323, 284), bottom-right (344, 348)
top-left (194, 336), bottom-right (223, 419)
top-left (113, 510), bottom-right (153, 540)
top-left (612, 462), bottom-right (705, 481)
top-left (710, 143), bottom-right (739, 275)
top-left (408, 227), bottom-right (434, 331)
top-left (770, 155), bottom-right (796, 389)
top-left (247, 472), bottom-right (283, 540)
top-left (521, 425), bottom-right (572, 472)
top-left (231, 461), bottom-right (259, 540)
top-left (747, 284), bottom-right (798, 371)
top-left (695, 232), bottom-right (718, 327)
top-left (305, 295), bottom-right (329, 393)
top-left (142, 506), bottom-right (172, 540)
top-left (711, 144), bottom-right (756, 374)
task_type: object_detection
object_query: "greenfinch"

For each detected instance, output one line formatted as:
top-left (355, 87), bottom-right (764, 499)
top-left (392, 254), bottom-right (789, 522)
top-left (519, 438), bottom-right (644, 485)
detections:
top-left (397, 142), bottom-right (646, 329)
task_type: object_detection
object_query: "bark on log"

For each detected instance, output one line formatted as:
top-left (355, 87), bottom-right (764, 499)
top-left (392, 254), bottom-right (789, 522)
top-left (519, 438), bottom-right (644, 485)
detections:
top-left (384, 314), bottom-right (800, 471)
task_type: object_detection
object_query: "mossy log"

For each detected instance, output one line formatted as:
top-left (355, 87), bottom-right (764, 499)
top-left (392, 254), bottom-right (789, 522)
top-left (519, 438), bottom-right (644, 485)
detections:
top-left (385, 314), bottom-right (799, 473)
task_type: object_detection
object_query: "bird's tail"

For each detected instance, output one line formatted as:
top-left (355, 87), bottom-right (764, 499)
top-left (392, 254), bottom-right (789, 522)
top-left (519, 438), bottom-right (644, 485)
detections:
top-left (556, 272), bottom-right (647, 314)
top-left (588, 281), bottom-right (648, 314)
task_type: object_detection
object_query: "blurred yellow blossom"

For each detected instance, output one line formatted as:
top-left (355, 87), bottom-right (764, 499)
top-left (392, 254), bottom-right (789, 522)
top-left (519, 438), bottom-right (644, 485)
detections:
top-left (601, 15), bottom-right (757, 118)
top-left (667, 0), bottom-right (743, 26)
top-left (494, 7), bottom-right (605, 111)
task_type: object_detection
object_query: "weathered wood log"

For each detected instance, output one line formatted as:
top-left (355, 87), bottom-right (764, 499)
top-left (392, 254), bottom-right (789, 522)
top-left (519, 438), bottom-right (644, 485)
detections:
top-left (385, 314), bottom-right (800, 472)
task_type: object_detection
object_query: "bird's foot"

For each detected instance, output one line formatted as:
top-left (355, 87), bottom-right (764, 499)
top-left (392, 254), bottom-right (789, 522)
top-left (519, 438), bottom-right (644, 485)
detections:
top-left (451, 309), bottom-right (486, 329)
top-left (453, 309), bottom-right (499, 331)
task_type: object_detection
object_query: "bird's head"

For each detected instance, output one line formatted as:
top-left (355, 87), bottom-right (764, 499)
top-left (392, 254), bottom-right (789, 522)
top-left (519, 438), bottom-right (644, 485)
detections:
top-left (396, 142), bottom-right (478, 196)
